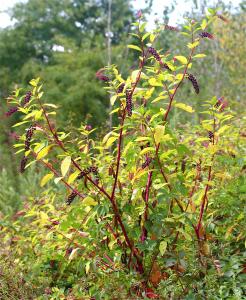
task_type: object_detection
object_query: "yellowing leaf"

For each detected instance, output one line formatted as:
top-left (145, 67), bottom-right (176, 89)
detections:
top-left (110, 95), bottom-right (118, 106)
top-left (108, 239), bottom-right (117, 250)
top-left (54, 177), bottom-right (63, 184)
top-left (201, 19), bottom-right (207, 30)
top-left (135, 137), bottom-right (151, 142)
top-left (154, 125), bottom-right (165, 144)
top-left (36, 145), bottom-right (52, 160)
top-left (82, 196), bottom-right (97, 206)
top-left (175, 102), bottom-right (194, 113)
top-left (40, 173), bottom-right (54, 187)
top-left (194, 54), bottom-right (207, 58)
top-left (68, 170), bottom-right (81, 184)
top-left (61, 156), bottom-right (71, 177)
top-left (159, 241), bottom-right (167, 255)
top-left (69, 248), bottom-right (79, 261)
top-left (149, 78), bottom-right (163, 87)
top-left (188, 41), bottom-right (200, 49)
top-left (29, 78), bottom-right (40, 87)
top-left (151, 95), bottom-right (168, 103)
top-left (106, 136), bottom-right (118, 148)
top-left (85, 261), bottom-right (90, 274)
top-left (127, 44), bottom-right (142, 52)
top-left (139, 147), bottom-right (155, 156)
top-left (174, 56), bottom-right (188, 64)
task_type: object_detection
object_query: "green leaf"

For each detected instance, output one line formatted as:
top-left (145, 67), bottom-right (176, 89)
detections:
top-left (40, 173), bottom-right (54, 187)
top-left (174, 56), bottom-right (188, 65)
top-left (159, 241), bottom-right (167, 255)
top-left (127, 45), bottom-right (142, 52)
top-left (61, 156), bottom-right (71, 177)
top-left (174, 102), bottom-right (194, 113)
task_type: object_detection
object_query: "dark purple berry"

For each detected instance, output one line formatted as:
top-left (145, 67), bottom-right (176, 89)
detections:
top-left (187, 73), bottom-right (199, 94)
top-left (20, 156), bottom-right (28, 173)
top-left (5, 106), bottom-right (18, 117)
top-left (199, 31), bottom-right (214, 39)
top-left (66, 191), bottom-right (77, 205)
top-left (22, 91), bottom-right (32, 106)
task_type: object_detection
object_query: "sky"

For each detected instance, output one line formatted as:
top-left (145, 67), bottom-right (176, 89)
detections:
top-left (0, 0), bottom-right (242, 28)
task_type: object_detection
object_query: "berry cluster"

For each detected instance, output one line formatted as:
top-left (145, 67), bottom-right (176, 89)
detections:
top-left (199, 31), bottom-right (214, 39)
top-left (214, 97), bottom-right (228, 112)
top-left (126, 90), bottom-right (133, 117)
top-left (117, 83), bottom-right (125, 94)
top-left (25, 125), bottom-right (36, 151)
top-left (165, 24), bottom-right (179, 31)
top-left (142, 157), bottom-right (152, 169)
top-left (22, 91), bottom-right (32, 106)
top-left (5, 106), bottom-right (18, 117)
top-left (187, 73), bottom-right (199, 94)
top-left (217, 14), bottom-right (228, 23)
top-left (20, 156), bottom-right (28, 173)
top-left (208, 131), bottom-right (214, 142)
top-left (96, 69), bottom-right (109, 82)
top-left (66, 191), bottom-right (78, 205)
top-left (77, 166), bottom-right (98, 180)
top-left (148, 47), bottom-right (171, 70)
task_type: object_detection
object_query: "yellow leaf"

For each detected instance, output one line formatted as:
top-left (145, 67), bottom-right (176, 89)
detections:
top-left (174, 56), bottom-right (188, 64)
top-left (188, 41), bottom-right (200, 49)
top-left (82, 196), bottom-right (97, 206)
top-left (201, 19), bottom-right (207, 30)
top-left (127, 45), bottom-right (142, 52)
top-left (85, 261), bottom-right (90, 274)
top-left (159, 241), bottom-right (167, 255)
top-left (151, 95), bottom-right (168, 103)
top-left (110, 95), bottom-right (118, 106)
top-left (139, 147), bottom-right (155, 156)
top-left (69, 248), bottom-right (80, 261)
top-left (194, 54), bottom-right (206, 58)
top-left (149, 78), bottom-right (163, 87)
top-left (154, 125), bottom-right (165, 144)
top-left (68, 170), bottom-right (81, 184)
top-left (61, 156), bottom-right (71, 177)
top-left (36, 145), bottom-right (52, 160)
top-left (174, 102), bottom-right (194, 113)
top-left (40, 173), bottom-right (54, 187)
top-left (106, 136), bottom-right (118, 148)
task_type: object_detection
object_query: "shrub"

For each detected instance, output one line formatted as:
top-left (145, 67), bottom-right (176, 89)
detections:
top-left (2, 8), bottom-right (245, 299)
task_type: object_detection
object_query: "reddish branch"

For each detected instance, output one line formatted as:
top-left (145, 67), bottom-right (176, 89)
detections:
top-left (141, 171), bottom-right (153, 242)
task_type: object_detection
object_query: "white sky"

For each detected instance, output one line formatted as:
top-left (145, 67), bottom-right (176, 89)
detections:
top-left (0, 0), bottom-right (242, 28)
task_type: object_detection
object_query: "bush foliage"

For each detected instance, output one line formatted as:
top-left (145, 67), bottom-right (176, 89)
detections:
top-left (1, 8), bottom-right (245, 300)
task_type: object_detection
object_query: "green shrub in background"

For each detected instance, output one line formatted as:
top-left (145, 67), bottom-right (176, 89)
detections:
top-left (1, 8), bottom-right (245, 299)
